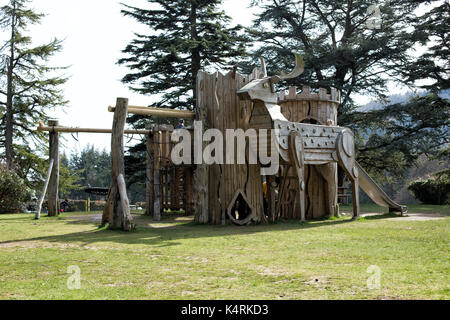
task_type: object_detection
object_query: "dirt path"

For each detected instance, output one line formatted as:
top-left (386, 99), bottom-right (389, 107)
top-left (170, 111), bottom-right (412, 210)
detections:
top-left (361, 212), bottom-right (446, 221)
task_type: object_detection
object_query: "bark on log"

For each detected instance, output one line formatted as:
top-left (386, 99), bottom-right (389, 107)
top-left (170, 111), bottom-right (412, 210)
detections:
top-left (153, 130), bottom-right (161, 221)
top-left (145, 128), bottom-right (154, 216)
top-left (37, 123), bottom-right (148, 135)
top-left (47, 120), bottom-right (59, 217)
top-left (35, 158), bottom-right (54, 220)
top-left (101, 98), bottom-right (135, 231)
top-left (117, 173), bottom-right (133, 231)
top-left (108, 105), bottom-right (195, 119)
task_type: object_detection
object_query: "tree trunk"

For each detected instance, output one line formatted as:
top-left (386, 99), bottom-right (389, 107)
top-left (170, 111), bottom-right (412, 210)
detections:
top-left (102, 98), bottom-right (135, 231)
top-left (190, 2), bottom-right (200, 108)
top-left (153, 129), bottom-right (161, 221)
top-left (5, 0), bottom-right (16, 168)
top-left (47, 120), bottom-right (60, 217)
top-left (145, 127), bottom-right (154, 216)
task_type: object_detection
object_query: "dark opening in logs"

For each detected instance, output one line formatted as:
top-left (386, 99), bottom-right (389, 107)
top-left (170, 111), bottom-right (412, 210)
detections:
top-left (229, 194), bottom-right (251, 223)
top-left (226, 189), bottom-right (255, 226)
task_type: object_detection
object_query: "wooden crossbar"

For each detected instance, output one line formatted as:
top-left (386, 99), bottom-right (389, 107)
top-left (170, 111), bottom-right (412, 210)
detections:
top-left (108, 105), bottom-right (195, 119)
top-left (37, 122), bottom-right (149, 135)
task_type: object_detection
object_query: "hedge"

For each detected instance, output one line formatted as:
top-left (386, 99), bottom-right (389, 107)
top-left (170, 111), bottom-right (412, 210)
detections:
top-left (0, 166), bottom-right (31, 214)
top-left (408, 169), bottom-right (450, 205)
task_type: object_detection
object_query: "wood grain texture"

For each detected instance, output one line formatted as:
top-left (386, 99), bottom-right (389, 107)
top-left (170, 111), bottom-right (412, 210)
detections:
top-left (102, 98), bottom-right (135, 231)
top-left (35, 158), bottom-right (54, 220)
top-left (47, 120), bottom-right (59, 217)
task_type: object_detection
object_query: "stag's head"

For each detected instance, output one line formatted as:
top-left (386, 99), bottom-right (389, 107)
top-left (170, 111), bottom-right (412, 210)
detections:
top-left (237, 53), bottom-right (304, 104)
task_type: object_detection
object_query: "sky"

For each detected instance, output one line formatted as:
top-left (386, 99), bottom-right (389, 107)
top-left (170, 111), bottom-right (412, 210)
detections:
top-left (1, 1), bottom-right (434, 153)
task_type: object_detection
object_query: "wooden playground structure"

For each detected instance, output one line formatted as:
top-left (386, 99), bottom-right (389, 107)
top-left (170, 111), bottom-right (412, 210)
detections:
top-left (36, 53), bottom-right (406, 231)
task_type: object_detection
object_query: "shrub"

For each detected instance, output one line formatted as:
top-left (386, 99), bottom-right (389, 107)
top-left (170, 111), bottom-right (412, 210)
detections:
top-left (408, 169), bottom-right (450, 205)
top-left (0, 166), bottom-right (31, 214)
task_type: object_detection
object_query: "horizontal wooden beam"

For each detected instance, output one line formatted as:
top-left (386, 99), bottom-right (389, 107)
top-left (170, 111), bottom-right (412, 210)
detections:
top-left (37, 123), bottom-right (149, 135)
top-left (108, 105), bottom-right (195, 119)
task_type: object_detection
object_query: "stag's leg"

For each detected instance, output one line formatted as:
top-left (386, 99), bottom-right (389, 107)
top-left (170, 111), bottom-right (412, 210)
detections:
top-left (317, 163), bottom-right (338, 217)
top-left (294, 165), bottom-right (306, 221)
top-left (288, 132), bottom-right (306, 221)
top-left (350, 173), bottom-right (360, 219)
top-left (336, 129), bottom-right (360, 219)
top-left (276, 165), bottom-right (290, 220)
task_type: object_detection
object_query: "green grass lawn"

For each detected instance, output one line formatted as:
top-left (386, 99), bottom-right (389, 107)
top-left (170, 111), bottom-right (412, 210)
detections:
top-left (0, 204), bottom-right (448, 300)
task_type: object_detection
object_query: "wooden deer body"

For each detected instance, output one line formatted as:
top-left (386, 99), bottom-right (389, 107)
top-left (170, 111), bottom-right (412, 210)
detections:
top-left (237, 54), bottom-right (360, 220)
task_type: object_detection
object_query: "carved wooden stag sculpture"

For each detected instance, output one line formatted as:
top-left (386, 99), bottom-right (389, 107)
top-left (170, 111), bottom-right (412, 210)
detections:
top-left (237, 53), bottom-right (360, 220)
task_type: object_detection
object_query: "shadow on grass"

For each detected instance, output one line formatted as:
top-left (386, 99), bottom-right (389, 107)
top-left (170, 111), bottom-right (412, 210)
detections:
top-left (0, 211), bottom-right (391, 248)
top-left (361, 213), bottom-right (402, 220)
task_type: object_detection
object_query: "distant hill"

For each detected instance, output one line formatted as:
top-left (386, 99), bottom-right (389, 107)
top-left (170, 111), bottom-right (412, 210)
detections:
top-left (358, 89), bottom-right (450, 112)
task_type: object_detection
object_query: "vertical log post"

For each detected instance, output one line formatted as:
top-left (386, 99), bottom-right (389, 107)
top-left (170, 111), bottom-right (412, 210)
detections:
top-left (102, 98), bottom-right (135, 231)
top-left (145, 125), bottom-right (154, 216)
top-left (153, 127), bottom-right (161, 221)
top-left (47, 120), bottom-right (59, 216)
top-left (267, 176), bottom-right (276, 222)
top-left (193, 72), bottom-right (209, 223)
top-left (184, 167), bottom-right (193, 215)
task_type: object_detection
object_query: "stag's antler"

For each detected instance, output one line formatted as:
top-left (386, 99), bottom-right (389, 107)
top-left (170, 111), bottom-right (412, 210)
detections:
top-left (271, 53), bottom-right (304, 83)
top-left (259, 57), bottom-right (267, 77)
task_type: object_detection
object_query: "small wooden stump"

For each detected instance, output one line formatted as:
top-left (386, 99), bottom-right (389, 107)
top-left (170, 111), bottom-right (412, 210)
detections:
top-left (102, 98), bottom-right (135, 231)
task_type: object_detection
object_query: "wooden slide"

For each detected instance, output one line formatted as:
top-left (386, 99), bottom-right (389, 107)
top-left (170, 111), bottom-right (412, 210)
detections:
top-left (356, 162), bottom-right (408, 214)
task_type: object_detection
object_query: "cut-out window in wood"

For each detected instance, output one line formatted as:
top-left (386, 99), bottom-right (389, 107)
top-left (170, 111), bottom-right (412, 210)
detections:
top-left (227, 189), bottom-right (255, 225)
top-left (300, 116), bottom-right (322, 125)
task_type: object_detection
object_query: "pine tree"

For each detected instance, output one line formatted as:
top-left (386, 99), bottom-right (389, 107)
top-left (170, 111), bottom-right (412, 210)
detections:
top-left (248, 0), bottom-right (423, 113)
top-left (351, 1), bottom-right (450, 176)
top-left (119, 0), bottom-right (248, 111)
top-left (248, 0), bottom-right (449, 177)
top-left (0, 0), bottom-right (67, 169)
top-left (119, 0), bottom-right (248, 185)
top-left (403, 1), bottom-right (450, 92)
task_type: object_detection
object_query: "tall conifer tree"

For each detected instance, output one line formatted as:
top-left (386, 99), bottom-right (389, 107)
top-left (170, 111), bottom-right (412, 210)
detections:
top-left (0, 0), bottom-right (67, 169)
top-left (248, 0), bottom-right (449, 176)
top-left (119, 0), bottom-right (248, 111)
top-left (119, 0), bottom-right (248, 185)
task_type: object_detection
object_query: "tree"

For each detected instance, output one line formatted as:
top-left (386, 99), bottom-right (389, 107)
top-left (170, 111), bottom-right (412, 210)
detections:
top-left (402, 1), bottom-right (449, 92)
top-left (0, 163), bottom-right (31, 214)
top-left (350, 0), bottom-right (450, 177)
top-left (119, 0), bottom-right (248, 185)
top-left (69, 146), bottom-right (111, 200)
top-left (119, 0), bottom-right (248, 111)
top-left (248, 0), bottom-right (449, 177)
top-left (0, 0), bottom-right (67, 168)
top-left (59, 152), bottom-right (83, 198)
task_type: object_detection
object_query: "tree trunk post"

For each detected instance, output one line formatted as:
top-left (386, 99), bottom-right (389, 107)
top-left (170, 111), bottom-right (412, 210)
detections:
top-left (145, 125), bottom-right (154, 216)
top-left (102, 98), bottom-right (135, 231)
top-left (47, 120), bottom-right (60, 216)
top-left (153, 128), bottom-right (161, 221)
